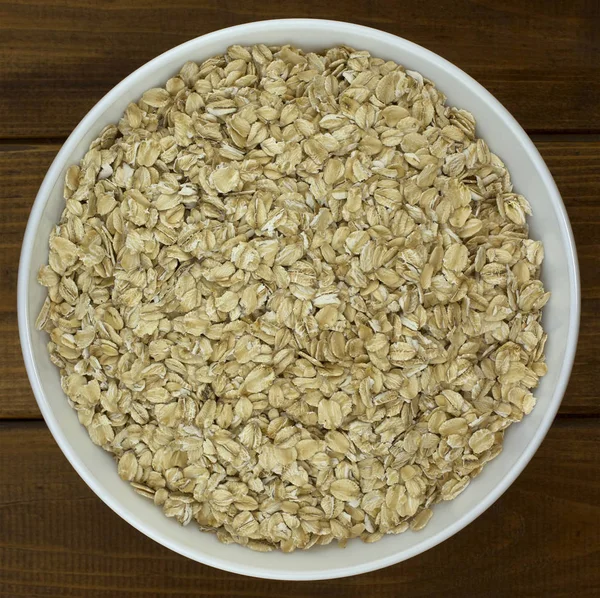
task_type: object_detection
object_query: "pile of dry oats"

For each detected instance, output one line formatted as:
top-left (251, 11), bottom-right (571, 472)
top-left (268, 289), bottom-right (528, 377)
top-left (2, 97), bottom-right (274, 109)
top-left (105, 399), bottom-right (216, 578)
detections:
top-left (36, 44), bottom-right (549, 552)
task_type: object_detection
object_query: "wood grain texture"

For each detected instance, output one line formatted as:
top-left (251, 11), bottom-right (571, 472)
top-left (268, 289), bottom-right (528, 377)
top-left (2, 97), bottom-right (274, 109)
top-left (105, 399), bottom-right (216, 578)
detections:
top-left (0, 0), bottom-right (599, 138)
top-left (0, 143), bottom-right (56, 419)
top-left (0, 419), bottom-right (598, 597)
top-left (1, 140), bottom-right (598, 419)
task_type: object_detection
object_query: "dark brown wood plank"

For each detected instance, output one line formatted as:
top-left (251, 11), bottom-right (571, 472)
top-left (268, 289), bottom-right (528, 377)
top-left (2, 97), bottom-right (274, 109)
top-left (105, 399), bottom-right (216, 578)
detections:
top-left (0, 143), bottom-right (58, 419)
top-left (0, 419), bottom-right (598, 597)
top-left (1, 139), bottom-right (598, 419)
top-left (535, 140), bottom-right (600, 417)
top-left (0, 0), bottom-right (599, 138)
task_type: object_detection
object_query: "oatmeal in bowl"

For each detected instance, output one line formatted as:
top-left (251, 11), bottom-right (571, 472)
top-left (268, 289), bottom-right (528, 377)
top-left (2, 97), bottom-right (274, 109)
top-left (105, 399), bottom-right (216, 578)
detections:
top-left (19, 20), bottom-right (579, 579)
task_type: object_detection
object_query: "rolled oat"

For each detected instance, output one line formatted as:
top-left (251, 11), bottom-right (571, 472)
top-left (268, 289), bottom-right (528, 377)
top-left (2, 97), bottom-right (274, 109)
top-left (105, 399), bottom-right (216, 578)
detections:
top-left (37, 44), bottom-right (549, 551)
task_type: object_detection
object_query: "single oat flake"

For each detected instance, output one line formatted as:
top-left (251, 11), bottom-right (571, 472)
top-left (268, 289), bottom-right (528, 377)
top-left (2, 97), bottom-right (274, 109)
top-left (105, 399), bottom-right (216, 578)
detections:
top-left (36, 44), bottom-right (549, 552)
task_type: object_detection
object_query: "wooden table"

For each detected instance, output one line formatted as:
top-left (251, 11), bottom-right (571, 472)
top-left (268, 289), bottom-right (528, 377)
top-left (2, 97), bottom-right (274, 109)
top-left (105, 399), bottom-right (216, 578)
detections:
top-left (1, 1), bottom-right (599, 596)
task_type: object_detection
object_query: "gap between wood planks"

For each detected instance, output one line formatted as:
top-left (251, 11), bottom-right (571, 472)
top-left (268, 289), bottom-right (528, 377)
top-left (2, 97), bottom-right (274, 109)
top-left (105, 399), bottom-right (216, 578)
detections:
top-left (1, 416), bottom-right (598, 432)
top-left (5, 411), bottom-right (597, 423)
top-left (1, 132), bottom-right (600, 147)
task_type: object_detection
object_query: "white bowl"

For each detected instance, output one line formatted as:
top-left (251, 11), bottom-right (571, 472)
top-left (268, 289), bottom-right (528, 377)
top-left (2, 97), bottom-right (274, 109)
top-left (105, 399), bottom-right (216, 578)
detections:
top-left (18, 19), bottom-right (580, 580)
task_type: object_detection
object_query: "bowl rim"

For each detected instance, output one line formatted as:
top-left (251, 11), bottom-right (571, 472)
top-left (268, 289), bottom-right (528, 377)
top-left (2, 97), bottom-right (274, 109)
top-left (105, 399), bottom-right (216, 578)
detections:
top-left (18, 18), bottom-right (581, 580)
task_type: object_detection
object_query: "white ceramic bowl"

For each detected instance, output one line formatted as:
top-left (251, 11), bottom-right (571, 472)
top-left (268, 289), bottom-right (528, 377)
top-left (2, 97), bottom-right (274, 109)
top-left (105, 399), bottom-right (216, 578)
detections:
top-left (18, 19), bottom-right (580, 580)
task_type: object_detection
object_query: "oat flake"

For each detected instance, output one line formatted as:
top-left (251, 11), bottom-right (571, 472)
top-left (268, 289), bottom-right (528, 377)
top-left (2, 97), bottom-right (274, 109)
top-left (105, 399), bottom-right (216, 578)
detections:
top-left (37, 44), bottom-right (549, 552)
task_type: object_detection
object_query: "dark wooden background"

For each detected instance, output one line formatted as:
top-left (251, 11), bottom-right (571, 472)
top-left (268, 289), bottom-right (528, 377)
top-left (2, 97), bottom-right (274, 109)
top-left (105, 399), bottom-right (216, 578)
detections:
top-left (1, 1), bottom-right (599, 596)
